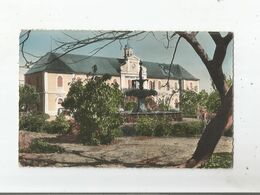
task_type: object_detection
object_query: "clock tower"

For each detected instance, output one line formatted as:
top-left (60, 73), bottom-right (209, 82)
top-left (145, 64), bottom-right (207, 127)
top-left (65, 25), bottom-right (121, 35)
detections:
top-left (124, 43), bottom-right (134, 59)
top-left (120, 44), bottom-right (148, 90)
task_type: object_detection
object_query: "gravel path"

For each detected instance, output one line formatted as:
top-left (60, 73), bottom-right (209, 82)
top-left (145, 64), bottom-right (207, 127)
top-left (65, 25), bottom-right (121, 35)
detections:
top-left (19, 131), bottom-right (233, 168)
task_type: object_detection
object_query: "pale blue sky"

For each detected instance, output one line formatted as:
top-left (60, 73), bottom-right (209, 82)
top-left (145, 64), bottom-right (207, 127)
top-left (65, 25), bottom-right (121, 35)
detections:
top-left (20, 30), bottom-right (233, 92)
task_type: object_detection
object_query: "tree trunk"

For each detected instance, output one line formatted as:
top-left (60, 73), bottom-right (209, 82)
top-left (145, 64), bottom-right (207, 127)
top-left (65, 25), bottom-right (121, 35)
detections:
top-left (185, 86), bottom-right (233, 168)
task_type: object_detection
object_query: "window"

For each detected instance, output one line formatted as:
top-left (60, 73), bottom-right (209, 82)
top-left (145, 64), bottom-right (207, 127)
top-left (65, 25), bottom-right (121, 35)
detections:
top-left (167, 83), bottom-right (170, 91)
top-left (128, 80), bottom-right (132, 89)
top-left (190, 82), bottom-right (193, 90)
top-left (194, 86), bottom-right (198, 92)
top-left (175, 99), bottom-right (179, 108)
top-left (57, 76), bottom-right (63, 87)
top-left (149, 81), bottom-right (153, 89)
top-left (152, 81), bottom-right (155, 89)
top-left (57, 98), bottom-right (63, 104)
top-left (175, 82), bottom-right (178, 90)
top-left (158, 81), bottom-right (161, 89)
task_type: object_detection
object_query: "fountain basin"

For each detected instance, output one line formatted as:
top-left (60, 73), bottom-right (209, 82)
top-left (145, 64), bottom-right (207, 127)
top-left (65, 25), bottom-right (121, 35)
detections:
top-left (120, 110), bottom-right (182, 123)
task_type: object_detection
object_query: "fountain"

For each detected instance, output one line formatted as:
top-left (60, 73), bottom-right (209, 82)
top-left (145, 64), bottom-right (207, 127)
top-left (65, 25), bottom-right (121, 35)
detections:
top-left (125, 62), bottom-right (157, 112)
top-left (122, 61), bottom-right (182, 123)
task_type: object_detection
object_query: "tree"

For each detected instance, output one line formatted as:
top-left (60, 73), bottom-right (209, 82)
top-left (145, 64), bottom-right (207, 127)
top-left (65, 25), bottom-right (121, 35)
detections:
top-left (197, 89), bottom-right (209, 108)
top-left (19, 84), bottom-right (39, 112)
top-left (206, 91), bottom-right (221, 113)
top-left (180, 90), bottom-right (199, 117)
top-left (20, 31), bottom-right (233, 167)
top-left (62, 74), bottom-right (123, 145)
top-left (177, 32), bottom-right (233, 167)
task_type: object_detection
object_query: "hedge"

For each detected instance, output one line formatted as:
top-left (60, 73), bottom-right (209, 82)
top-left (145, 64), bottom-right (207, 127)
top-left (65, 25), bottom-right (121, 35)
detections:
top-left (131, 116), bottom-right (205, 137)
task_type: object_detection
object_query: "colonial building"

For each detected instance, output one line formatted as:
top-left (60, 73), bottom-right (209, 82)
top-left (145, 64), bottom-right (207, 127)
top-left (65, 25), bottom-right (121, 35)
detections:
top-left (25, 45), bottom-right (199, 116)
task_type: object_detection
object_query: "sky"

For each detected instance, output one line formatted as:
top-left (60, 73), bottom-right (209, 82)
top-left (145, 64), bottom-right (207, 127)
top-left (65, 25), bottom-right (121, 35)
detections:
top-left (19, 30), bottom-right (233, 92)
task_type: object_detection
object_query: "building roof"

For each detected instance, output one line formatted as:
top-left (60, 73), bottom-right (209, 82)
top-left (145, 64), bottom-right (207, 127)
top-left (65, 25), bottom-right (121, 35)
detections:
top-left (25, 52), bottom-right (199, 80)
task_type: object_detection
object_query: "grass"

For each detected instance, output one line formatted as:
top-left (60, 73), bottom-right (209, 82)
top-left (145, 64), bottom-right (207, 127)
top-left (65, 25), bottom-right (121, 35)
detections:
top-left (21, 139), bottom-right (65, 153)
top-left (203, 152), bottom-right (233, 168)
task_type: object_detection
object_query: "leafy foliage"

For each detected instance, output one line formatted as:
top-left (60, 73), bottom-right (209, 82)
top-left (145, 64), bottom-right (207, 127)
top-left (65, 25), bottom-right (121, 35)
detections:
top-left (19, 113), bottom-right (50, 132)
top-left (121, 124), bottom-right (137, 136)
top-left (136, 116), bottom-right (156, 136)
top-left (62, 75), bottom-right (123, 145)
top-left (124, 101), bottom-right (137, 111)
top-left (157, 100), bottom-right (169, 111)
top-left (205, 91), bottom-right (221, 113)
top-left (135, 116), bottom-right (204, 137)
top-left (180, 89), bottom-right (222, 116)
top-left (196, 90), bottom-right (209, 107)
top-left (23, 139), bottom-right (65, 153)
top-left (170, 121), bottom-right (204, 137)
top-left (19, 84), bottom-right (40, 112)
top-left (180, 90), bottom-right (199, 117)
top-left (153, 118), bottom-right (171, 136)
top-left (45, 114), bottom-right (70, 134)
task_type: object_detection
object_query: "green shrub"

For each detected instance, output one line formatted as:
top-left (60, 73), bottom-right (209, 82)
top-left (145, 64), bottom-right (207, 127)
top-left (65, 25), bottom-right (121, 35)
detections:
top-left (136, 116), bottom-right (156, 136)
top-left (187, 121), bottom-right (204, 136)
top-left (121, 124), bottom-right (137, 136)
top-left (24, 139), bottom-right (65, 153)
top-left (62, 75), bottom-right (123, 145)
top-left (19, 84), bottom-right (40, 112)
top-left (171, 122), bottom-right (189, 137)
top-left (124, 101), bottom-right (137, 111)
top-left (19, 113), bottom-right (50, 132)
top-left (170, 121), bottom-right (204, 137)
top-left (203, 153), bottom-right (233, 168)
top-left (154, 118), bottom-right (171, 137)
top-left (113, 127), bottom-right (123, 137)
top-left (135, 117), bottom-right (204, 137)
top-left (45, 115), bottom-right (70, 134)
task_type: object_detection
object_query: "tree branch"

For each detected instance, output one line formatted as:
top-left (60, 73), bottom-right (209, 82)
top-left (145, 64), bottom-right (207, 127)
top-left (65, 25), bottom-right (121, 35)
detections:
top-left (209, 32), bottom-right (223, 44)
top-left (19, 30), bottom-right (31, 66)
top-left (162, 36), bottom-right (182, 88)
top-left (177, 32), bottom-right (210, 66)
top-left (224, 32), bottom-right (233, 45)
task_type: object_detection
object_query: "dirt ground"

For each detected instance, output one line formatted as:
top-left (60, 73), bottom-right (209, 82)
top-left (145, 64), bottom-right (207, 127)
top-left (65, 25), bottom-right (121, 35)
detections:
top-left (19, 131), bottom-right (233, 168)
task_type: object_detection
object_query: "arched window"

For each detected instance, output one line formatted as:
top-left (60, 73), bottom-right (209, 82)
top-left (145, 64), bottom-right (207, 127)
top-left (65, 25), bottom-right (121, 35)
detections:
top-left (128, 80), bottom-right (132, 89)
top-left (149, 81), bottom-right (153, 89)
top-left (153, 81), bottom-right (156, 89)
top-left (57, 98), bottom-right (63, 104)
top-left (57, 76), bottom-right (63, 87)
top-left (175, 82), bottom-right (178, 90)
top-left (167, 83), bottom-right (170, 91)
top-left (175, 99), bottom-right (179, 108)
top-left (158, 81), bottom-right (161, 89)
top-left (194, 86), bottom-right (198, 92)
top-left (190, 82), bottom-right (193, 90)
